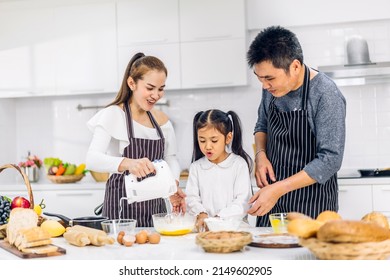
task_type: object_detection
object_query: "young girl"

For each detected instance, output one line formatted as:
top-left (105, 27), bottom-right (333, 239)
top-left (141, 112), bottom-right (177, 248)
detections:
top-left (186, 109), bottom-right (253, 231)
top-left (86, 53), bottom-right (185, 227)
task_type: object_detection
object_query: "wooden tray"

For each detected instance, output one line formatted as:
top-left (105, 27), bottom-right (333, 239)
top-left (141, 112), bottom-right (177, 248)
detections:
top-left (249, 233), bottom-right (301, 248)
top-left (0, 240), bottom-right (66, 258)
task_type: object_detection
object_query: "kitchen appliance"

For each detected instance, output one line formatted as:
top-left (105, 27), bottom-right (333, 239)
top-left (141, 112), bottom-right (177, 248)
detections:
top-left (43, 212), bottom-right (108, 230)
top-left (358, 169), bottom-right (390, 177)
top-left (123, 159), bottom-right (177, 203)
top-left (318, 36), bottom-right (390, 86)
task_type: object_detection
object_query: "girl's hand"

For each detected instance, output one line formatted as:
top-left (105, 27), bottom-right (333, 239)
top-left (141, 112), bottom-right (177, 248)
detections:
top-left (123, 157), bottom-right (155, 178)
top-left (196, 213), bottom-right (209, 232)
top-left (169, 185), bottom-right (187, 213)
top-left (254, 153), bottom-right (276, 188)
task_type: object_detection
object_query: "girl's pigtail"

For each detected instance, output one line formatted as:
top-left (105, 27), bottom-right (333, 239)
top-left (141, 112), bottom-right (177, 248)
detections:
top-left (227, 111), bottom-right (253, 172)
top-left (192, 111), bottom-right (204, 163)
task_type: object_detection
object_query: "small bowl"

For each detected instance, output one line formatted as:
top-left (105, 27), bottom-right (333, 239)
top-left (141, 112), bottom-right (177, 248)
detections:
top-left (269, 213), bottom-right (288, 233)
top-left (101, 219), bottom-right (137, 238)
top-left (204, 216), bottom-right (242, 231)
top-left (152, 213), bottom-right (196, 236)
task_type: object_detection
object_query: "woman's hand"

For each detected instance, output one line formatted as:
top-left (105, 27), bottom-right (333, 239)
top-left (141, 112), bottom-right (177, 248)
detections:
top-left (169, 184), bottom-right (186, 213)
top-left (254, 152), bottom-right (276, 188)
top-left (120, 157), bottom-right (155, 178)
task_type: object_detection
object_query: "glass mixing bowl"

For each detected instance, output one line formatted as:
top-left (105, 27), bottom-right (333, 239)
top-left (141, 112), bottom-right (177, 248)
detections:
top-left (152, 213), bottom-right (196, 236)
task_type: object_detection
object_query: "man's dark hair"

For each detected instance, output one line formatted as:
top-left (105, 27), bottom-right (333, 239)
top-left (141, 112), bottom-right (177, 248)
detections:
top-left (247, 26), bottom-right (304, 73)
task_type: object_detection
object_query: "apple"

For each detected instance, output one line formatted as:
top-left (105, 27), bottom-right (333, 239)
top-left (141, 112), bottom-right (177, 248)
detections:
top-left (11, 196), bottom-right (31, 209)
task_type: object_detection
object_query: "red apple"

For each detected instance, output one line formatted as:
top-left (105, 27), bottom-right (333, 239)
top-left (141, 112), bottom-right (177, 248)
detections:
top-left (11, 196), bottom-right (31, 209)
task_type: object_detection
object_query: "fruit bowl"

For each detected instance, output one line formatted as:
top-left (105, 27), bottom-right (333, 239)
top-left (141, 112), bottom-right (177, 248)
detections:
top-left (152, 213), bottom-right (196, 236)
top-left (47, 174), bottom-right (84, 184)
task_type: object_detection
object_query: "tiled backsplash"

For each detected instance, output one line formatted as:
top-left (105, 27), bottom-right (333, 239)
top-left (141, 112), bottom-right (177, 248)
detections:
top-left (1, 19), bottom-right (390, 183)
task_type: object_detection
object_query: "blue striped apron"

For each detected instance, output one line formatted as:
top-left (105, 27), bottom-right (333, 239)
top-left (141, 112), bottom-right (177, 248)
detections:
top-left (102, 102), bottom-right (166, 227)
top-left (256, 65), bottom-right (338, 227)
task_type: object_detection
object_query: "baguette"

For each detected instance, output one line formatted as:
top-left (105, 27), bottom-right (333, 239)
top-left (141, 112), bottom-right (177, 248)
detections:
top-left (317, 220), bottom-right (390, 243)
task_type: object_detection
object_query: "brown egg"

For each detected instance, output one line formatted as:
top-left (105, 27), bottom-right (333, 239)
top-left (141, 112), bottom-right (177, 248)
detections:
top-left (148, 232), bottom-right (161, 244)
top-left (135, 231), bottom-right (148, 244)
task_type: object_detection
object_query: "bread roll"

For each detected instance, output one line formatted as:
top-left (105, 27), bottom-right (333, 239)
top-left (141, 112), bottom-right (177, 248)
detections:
top-left (317, 220), bottom-right (390, 243)
top-left (6, 208), bottom-right (38, 245)
top-left (287, 218), bottom-right (323, 238)
top-left (361, 211), bottom-right (389, 229)
top-left (287, 212), bottom-right (312, 221)
top-left (316, 210), bottom-right (342, 223)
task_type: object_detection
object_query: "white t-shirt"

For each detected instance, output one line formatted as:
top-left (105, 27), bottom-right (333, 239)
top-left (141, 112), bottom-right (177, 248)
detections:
top-left (185, 153), bottom-right (252, 218)
top-left (86, 105), bottom-right (181, 180)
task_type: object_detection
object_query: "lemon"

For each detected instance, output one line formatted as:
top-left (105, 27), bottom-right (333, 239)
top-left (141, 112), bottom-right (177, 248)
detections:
top-left (34, 204), bottom-right (42, 216)
top-left (40, 220), bottom-right (66, 237)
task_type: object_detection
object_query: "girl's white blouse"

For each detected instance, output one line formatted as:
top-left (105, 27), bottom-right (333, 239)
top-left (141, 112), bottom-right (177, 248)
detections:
top-left (86, 105), bottom-right (181, 180)
top-left (185, 153), bottom-right (252, 218)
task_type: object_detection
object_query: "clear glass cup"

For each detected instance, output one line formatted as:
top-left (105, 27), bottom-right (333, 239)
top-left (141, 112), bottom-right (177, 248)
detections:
top-left (269, 213), bottom-right (288, 233)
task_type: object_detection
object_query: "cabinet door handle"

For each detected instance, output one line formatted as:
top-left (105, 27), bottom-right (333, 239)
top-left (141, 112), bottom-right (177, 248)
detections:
top-left (56, 193), bottom-right (93, 197)
top-left (194, 35), bottom-right (231, 40)
top-left (129, 39), bottom-right (168, 44)
top-left (338, 189), bottom-right (348, 192)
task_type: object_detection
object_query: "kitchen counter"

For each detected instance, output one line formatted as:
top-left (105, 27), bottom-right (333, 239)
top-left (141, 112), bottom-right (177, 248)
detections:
top-left (0, 226), bottom-right (317, 260)
top-left (338, 177), bottom-right (390, 185)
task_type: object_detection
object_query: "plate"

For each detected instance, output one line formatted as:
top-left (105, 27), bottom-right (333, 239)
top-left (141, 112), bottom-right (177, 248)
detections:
top-left (249, 233), bottom-right (300, 248)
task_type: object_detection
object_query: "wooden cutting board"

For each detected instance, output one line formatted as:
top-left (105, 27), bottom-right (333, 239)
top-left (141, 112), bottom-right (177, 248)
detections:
top-left (249, 233), bottom-right (301, 248)
top-left (0, 240), bottom-right (66, 258)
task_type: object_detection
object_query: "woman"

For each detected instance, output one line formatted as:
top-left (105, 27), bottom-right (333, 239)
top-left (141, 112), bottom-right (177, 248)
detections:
top-left (86, 53), bottom-right (185, 227)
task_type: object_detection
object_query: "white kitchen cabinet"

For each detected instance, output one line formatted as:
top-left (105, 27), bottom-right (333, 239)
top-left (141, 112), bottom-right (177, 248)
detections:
top-left (179, 0), bottom-right (247, 89)
top-left (118, 44), bottom-right (181, 90)
top-left (0, 1), bottom-right (118, 97)
top-left (179, 0), bottom-right (246, 42)
top-left (116, 0), bottom-right (181, 90)
top-left (0, 4), bottom-right (56, 97)
top-left (338, 184), bottom-right (373, 220)
top-left (247, 0), bottom-right (390, 29)
top-left (116, 0), bottom-right (179, 46)
top-left (1, 185), bottom-right (105, 218)
top-left (53, 2), bottom-right (118, 95)
top-left (372, 185), bottom-right (390, 213)
top-left (180, 39), bottom-right (247, 88)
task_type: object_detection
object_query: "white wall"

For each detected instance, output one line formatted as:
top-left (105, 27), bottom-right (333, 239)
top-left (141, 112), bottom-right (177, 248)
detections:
top-left (1, 11), bottom-right (390, 184)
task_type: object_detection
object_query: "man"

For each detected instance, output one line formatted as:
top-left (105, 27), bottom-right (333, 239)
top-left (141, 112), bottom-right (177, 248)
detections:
top-left (246, 26), bottom-right (346, 226)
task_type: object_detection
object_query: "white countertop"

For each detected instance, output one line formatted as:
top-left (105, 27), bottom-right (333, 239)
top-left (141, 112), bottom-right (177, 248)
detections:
top-left (0, 226), bottom-right (317, 260)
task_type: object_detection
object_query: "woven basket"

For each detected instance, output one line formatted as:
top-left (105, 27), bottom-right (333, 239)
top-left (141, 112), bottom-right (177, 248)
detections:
top-left (90, 171), bottom-right (109, 182)
top-left (196, 231), bottom-right (252, 253)
top-left (299, 237), bottom-right (390, 260)
top-left (47, 174), bottom-right (84, 184)
top-left (0, 164), bottom-right (45, 229)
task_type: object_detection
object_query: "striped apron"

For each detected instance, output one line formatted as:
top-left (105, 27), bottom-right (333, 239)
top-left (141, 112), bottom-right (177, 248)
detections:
top-left (102, 102), bottom-right (167, 227)
top-left (256, 65), bottom-right (338, 227)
